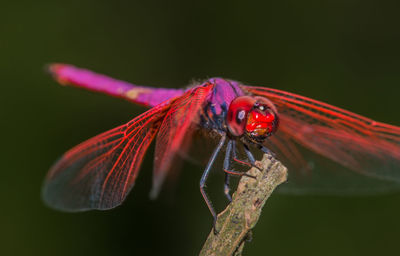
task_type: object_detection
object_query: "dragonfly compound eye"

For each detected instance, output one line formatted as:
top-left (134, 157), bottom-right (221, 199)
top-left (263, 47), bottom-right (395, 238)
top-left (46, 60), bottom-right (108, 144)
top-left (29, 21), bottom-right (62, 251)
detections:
top-left (227, 95), bottom-right (279, 139)
top-left (245, 107), bottom-right (279, 142)
top-left (246, 96), bottom-right (279, 142)
top-left (227, 96), bottom-right (255, 137)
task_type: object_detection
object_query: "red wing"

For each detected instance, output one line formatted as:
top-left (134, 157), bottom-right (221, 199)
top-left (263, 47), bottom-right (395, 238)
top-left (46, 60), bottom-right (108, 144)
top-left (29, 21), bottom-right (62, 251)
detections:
top-left (150, 84), bottom-right (214, 198)
top-left (243, 86), bottom-right (400, 194)
top-left (42, 103), bottom-right (170, 211)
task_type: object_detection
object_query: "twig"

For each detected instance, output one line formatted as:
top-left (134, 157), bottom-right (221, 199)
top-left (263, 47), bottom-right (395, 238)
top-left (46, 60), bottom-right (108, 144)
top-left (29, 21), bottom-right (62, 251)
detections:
top-left (199, 154), bottom-right (288, 256)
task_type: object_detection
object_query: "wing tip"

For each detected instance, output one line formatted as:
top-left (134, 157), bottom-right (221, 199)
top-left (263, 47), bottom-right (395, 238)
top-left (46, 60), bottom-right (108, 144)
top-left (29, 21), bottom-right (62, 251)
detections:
top-left (41, 176), bottom-right (124, 212)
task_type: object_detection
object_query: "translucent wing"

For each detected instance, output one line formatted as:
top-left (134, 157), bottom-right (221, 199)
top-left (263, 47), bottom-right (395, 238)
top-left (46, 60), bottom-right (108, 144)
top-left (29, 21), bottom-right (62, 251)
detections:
top-left (150, 84), bottom-right (214, 198)
top-left (243, 86), bottom-right (400, 194)
top-left (42, 102), bottom-right (170, 211)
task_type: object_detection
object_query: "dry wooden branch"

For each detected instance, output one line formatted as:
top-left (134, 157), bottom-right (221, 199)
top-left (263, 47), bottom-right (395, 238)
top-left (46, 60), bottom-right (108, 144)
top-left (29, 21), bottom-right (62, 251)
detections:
top-left (199, 154), bottom-right (288, 256)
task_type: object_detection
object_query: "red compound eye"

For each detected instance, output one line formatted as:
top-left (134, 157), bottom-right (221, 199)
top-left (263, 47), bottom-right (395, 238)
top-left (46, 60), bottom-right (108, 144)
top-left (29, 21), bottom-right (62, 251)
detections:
top-left (227, 96), bottom-right (255, 136)
top-left (227, 96), bottom-right (279, 140)
top-left (245, 109), bottom-right (278, 139)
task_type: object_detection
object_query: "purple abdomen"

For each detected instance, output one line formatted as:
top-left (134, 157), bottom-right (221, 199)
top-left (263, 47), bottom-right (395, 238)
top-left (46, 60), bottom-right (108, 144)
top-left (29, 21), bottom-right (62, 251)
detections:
top-left (49, 64), bottom-right (185, 107)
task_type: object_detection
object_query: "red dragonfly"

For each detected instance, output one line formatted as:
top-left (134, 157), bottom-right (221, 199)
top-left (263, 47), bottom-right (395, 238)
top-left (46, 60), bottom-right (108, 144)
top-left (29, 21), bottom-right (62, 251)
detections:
top-left (43, 64), bottom-right (400, 225)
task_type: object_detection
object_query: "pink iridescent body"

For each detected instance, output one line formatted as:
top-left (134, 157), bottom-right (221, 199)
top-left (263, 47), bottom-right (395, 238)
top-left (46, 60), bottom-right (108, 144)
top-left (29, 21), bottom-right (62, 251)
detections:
top-left (49, 64), bottom-right (245, 115)
top-left (43, 64), bottom-right (400, 222)
top-left (49, 64), bottom-right (185, 107)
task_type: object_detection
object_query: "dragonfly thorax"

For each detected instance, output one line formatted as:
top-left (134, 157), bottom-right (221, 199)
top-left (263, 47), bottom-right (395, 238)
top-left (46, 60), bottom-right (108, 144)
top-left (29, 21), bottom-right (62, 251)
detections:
top-left (226, 96), bottom-right (279, 143)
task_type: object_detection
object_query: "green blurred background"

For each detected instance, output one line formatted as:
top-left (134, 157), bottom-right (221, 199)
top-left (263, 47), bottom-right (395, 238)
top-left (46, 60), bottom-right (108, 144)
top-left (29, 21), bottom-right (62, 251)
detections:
top-left (1, 0), bottom-right (400, 255)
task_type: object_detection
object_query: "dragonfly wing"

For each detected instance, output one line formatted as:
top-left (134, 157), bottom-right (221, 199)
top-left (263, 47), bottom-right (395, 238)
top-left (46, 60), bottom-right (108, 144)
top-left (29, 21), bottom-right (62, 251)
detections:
top-left (48, 64), bottom-right (185, 107)
top-left (150, 84), bottom-right (214, 198)
top-left (243, 86), bottom-right (400, 194)
top-left (42, 103), bottom-right (170, 211)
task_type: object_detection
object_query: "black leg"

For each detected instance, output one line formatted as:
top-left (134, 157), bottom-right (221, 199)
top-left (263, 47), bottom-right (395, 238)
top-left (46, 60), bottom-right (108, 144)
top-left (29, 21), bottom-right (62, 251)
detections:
top-left (200, 133), bottom-right (226, 233)
top-left (243, 143), bottom-right (256, 164)
top-left (258, 144), bottom-right (276, 162)
top-left (223, 174), bottom-right (232, 202)
top-left (224, 140), bottom-right (257, 189)
top-left (258, 144), bottom-right (272, 154)
top-left (232, 140), bottom-right (238, 159)
top-left (232, 140), bottom-right (252, 167)
top-left (223, 140), bottom-right (233, 202)
top-left (231, 143), bottom-right (262, 171)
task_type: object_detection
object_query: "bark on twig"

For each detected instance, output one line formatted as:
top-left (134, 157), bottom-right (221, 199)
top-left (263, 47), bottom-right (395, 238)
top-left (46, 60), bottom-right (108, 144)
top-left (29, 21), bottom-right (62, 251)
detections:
top-left (199, 154), bottom-right (288, 256)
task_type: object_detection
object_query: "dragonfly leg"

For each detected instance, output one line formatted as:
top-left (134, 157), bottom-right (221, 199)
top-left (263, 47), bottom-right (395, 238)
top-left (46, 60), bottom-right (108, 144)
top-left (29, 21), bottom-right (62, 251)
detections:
top-left (223, 140), bottom-right (233, 202)
top-left (258, 144), bottom-right (276, 162)
top-left (232, 157), bottom-right (253, 167)
top-left (232, 143), bottom-right (263, 171)
top-left (200, 133), bottom-right (227, 234)
top-left (223, 167), bottom-right (257, 179)
top-left (223, 174), bottom-right (232, 202)
top-left (225, 140), bottom-right (257, 178)
top-left (243, 143), bottom-right (256, 164)
top-left (231, 140), bottom-right (252, 167)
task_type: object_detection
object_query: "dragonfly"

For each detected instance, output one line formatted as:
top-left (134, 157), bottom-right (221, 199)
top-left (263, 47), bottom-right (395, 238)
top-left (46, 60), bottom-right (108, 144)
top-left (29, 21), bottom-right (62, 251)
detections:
top-left (42, 64), bottom-right (400, 226)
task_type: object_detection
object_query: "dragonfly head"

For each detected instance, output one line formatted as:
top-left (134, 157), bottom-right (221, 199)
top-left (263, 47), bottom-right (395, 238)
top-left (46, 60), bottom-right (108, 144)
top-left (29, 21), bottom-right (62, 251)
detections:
top-left (226, 96), bottom-right (279, 142)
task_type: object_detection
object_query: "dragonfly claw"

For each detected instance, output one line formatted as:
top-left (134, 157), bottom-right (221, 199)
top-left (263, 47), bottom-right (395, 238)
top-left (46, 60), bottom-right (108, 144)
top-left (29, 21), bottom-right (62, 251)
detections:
top-left (212, 218), bottom-right (220, 235)
top-left (243, 173), bottom-right (257, 179)
top-left (224, 184), bottom-right (233, 202)
top-left (252, 163), bottom-right (263, 172)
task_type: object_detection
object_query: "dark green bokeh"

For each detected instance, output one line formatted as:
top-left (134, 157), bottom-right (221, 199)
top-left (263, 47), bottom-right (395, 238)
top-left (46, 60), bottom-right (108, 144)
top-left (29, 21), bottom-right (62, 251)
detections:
top-left (1, 0), bottom-right (400, 255)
